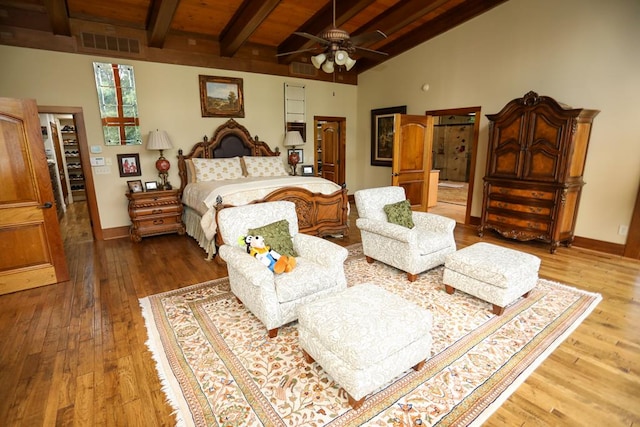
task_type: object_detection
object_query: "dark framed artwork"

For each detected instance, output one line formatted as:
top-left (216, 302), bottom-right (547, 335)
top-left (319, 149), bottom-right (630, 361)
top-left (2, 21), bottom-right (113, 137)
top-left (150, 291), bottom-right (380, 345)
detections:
top-left (127, 179), bottom-right (143, 193)
top-left (371, 105), bottom-right (407, 166)
top-left (199, 75), bottom-right (245, 118)
top-left (117, 153), bottom-right (141, 177)
top-left (301, 165), bottom-right (315, 176)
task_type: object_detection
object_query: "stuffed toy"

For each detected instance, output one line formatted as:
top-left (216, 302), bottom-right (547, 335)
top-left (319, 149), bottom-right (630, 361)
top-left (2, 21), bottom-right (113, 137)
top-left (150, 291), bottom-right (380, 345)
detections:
top-left (242, 235), bottom-right (296, 274)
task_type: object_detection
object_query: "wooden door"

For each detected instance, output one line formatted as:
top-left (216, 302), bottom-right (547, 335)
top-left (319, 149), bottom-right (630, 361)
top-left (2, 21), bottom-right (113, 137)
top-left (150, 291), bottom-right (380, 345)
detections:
top-left (50, 121), bottom-right (68, 202)
top-left (320, 121), bottom-right (340, 184)
top-left (0, 98), bottom-right (69, 295)
top-left (392, 114), bottom-right (434, 211)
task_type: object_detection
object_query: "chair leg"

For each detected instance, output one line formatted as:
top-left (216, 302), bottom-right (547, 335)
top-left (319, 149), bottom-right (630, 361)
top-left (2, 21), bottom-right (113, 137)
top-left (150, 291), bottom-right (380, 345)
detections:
top-left (365, 256), bottom-right (374, 264)
top-left (412, 360), bottom-right (425, 371)
top-left (267, 328), bottom-right (279, 338)
top-left (348, 394), bottom-right (365, 410)
top-left (407, 272), bottom-right (418, 282)
top-left (444, 284), bottom-right (455, 294)
top-left (492, 304), bottom-right (505, 315)
top-left (302, 349), bottom-right (315, 364)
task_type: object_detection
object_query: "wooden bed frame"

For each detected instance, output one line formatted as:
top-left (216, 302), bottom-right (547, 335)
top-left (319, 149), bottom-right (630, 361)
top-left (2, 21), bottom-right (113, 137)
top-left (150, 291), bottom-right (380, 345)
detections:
top-left (177, 119), bottom-right (349, 253)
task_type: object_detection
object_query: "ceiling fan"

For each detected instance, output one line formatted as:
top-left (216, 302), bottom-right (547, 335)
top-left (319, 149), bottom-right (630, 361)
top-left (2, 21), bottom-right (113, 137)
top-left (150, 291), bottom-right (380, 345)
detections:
top-left (277, 0), bottom-right (388, 73)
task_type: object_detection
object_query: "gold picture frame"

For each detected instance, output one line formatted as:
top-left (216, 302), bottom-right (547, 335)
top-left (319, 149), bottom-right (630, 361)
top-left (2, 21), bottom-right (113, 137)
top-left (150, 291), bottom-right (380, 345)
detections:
top-left (199, 75), bottom-right (245, 118)
top-left (371, 106), bottom-right (406, 166)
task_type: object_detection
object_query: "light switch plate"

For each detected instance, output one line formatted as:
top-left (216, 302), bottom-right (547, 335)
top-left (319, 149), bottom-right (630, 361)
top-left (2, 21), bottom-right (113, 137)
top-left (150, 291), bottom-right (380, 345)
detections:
top-left (90, 156), bottom-right (106, 166)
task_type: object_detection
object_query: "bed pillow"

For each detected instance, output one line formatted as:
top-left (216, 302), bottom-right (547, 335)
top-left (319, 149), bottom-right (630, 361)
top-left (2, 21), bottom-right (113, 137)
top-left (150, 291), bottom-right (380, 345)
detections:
top-left (192, 157), bottom-right (244, 182)
top-left (243, 156), bottom-right (289, 177)
top-left (383, 199), bottom-right (415, 229)
top-left (248, 219), bottom-right (298, 257)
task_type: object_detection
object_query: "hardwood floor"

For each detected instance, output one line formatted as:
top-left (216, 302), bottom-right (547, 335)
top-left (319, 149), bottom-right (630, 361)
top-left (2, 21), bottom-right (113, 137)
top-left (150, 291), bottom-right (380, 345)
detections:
top-left (0, 201), bottom-right (638, 426)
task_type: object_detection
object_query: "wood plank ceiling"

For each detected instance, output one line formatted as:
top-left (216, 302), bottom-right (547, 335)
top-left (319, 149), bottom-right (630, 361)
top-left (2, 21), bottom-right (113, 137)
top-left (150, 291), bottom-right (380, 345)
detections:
top-left (0, 0), bottom-right (508, 84)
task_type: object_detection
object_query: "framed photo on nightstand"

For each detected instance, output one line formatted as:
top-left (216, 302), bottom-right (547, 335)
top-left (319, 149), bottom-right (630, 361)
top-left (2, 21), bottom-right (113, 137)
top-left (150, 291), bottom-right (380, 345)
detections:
top-left (301, 165), bottom-right (315, 176)
top-left (145, 181), bottom-right (159, 191)
top-left (127, 179), bottom-right (143, 193)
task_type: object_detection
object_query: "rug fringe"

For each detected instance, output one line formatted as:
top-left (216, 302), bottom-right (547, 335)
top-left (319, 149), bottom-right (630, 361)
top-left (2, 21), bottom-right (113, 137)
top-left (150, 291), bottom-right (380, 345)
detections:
top-left (139, 297), bottom-right (193, 427)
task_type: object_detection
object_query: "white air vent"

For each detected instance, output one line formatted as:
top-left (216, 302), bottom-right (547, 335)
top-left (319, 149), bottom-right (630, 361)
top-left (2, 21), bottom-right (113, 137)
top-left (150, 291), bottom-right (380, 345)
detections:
top-left (290, 62), bottom-right (317, 77)
top-left (80, 32), bottom-right (141, 55)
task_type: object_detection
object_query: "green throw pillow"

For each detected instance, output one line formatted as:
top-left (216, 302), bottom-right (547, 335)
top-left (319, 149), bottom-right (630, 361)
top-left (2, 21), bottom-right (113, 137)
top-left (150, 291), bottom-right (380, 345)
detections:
top-left (383, 199), bottom-right (415, 229)
top-left (248, 219), bottom-right (298, 257)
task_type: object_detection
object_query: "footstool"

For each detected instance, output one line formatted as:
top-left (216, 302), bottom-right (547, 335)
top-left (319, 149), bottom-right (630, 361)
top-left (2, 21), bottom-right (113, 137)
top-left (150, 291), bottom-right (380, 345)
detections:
top-left (443, 242), bottom-right (541, 315)
top-left (297, 283), bottom-right (432, 410)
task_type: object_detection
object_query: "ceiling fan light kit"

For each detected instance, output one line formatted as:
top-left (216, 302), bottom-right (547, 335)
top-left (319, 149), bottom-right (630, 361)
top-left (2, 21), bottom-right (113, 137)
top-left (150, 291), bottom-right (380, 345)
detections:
top-left (285, 0), bottom-right (387, 74)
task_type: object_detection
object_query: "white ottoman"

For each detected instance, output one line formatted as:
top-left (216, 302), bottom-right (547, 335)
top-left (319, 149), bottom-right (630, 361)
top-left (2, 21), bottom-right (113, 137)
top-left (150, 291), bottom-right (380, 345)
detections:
top-left (297, 283), bottom-right (432, 409)
top-left (443, 242), bottom-right (541, 315)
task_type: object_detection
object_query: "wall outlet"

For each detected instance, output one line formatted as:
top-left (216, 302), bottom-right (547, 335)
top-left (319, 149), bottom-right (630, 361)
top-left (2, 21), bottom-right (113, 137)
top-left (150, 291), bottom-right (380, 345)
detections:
top-left (618, 225), bottom-right (629, 236)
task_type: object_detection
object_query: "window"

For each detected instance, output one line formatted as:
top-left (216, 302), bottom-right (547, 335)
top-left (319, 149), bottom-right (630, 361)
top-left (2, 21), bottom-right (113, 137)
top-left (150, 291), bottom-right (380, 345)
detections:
top-left (93, 62), bottom-right (142, 145)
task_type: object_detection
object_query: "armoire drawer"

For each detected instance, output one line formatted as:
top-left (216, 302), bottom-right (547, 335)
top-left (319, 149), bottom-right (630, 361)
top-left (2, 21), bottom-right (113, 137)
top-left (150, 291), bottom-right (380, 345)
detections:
top-left (486, 213), bottom-right (550, 232)
top-left (490, 185), bottom-right (555, 201)
top-left (488, 199), bottom-right (552, 216)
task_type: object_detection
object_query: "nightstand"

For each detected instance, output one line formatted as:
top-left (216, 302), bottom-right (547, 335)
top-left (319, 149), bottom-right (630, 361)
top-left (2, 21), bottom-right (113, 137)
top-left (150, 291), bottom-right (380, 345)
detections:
top-left (126, 189), bottom-right (185, 242)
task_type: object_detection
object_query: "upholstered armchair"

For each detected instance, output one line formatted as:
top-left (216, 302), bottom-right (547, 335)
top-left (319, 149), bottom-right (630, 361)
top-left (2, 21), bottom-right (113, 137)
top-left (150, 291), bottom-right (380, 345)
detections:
top-left (354, 186), bottom-right (456, 282)
top-left (217, 201), bottom-right (348, 338)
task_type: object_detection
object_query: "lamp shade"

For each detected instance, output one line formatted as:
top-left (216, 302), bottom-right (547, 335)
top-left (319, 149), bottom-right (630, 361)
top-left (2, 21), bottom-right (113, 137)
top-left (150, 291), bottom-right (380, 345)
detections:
top-left (311, 53), bottom-right (326, 69)
top-left (334, 50), bottom-right (348, 66)
top-left (283, 130), bottom-right (304, 147)
top-left (147, 130), bottom-right (173, 151)
top-left (321, 60), bottom-right (335, 73)
top-left (344, 56), bottom-right (357, 71)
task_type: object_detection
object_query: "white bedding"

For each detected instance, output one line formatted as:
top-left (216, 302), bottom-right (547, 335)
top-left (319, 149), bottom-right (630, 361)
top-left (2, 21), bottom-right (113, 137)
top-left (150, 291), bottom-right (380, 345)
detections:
top-left (181, 176), bottom-right (344, 242)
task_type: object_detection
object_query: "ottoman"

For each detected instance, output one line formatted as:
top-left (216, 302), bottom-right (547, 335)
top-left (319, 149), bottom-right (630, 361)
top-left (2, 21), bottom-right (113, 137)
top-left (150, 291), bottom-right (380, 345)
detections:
top-left (443, 242), bottom-right (541, 315)
top-left (297, 283), bottom-right (432, 410)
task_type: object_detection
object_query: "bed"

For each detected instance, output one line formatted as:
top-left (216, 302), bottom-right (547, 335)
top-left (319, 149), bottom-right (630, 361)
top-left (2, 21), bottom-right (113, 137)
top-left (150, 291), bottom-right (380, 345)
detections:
top-left (178, 119), bottom-right (349, 259)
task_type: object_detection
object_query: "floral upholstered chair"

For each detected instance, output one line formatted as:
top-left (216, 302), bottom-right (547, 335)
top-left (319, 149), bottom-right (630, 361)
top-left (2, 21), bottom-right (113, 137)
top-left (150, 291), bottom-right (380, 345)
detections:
top-left (217, 201), bottom-right (348, 337)
top-left (354, 186), bottom-right (457, 282)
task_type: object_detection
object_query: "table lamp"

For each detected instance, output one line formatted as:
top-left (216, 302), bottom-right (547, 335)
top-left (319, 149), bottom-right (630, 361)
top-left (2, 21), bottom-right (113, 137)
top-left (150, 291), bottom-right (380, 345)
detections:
top-left (147, 129), bottom-right (174, 189)
top-left (283, 130), bottom-right (304, 175)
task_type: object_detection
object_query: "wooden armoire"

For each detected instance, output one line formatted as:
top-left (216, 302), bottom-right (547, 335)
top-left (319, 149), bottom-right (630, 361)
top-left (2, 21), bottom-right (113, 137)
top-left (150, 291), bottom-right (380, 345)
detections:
top-left (479, 91), bottom-right (599, 253)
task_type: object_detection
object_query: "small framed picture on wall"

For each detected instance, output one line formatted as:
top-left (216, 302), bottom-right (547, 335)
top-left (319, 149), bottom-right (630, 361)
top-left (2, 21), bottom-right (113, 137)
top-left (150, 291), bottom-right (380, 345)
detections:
top-left (117, 153), bottom-right (141, 177)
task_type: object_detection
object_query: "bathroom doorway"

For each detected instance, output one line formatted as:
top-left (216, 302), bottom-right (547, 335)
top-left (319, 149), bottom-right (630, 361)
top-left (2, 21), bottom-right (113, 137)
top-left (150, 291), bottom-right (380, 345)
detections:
top-left (425, 107), bottom-right (481, 225)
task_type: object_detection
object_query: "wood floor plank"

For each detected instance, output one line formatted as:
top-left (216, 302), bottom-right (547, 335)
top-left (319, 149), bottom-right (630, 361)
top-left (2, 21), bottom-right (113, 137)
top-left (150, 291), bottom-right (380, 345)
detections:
top-left (0, 201), bottom-right (638, 426)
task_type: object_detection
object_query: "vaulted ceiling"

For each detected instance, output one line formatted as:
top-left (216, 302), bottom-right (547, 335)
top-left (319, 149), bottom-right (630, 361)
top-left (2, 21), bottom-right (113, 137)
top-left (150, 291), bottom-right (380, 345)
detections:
top-left (0, 0), bottom-right (508, 84)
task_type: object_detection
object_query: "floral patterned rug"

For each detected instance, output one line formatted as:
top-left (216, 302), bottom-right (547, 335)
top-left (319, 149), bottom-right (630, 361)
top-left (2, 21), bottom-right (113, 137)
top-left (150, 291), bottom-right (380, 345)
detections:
top-left (140, 244), bottom-right (601, 426)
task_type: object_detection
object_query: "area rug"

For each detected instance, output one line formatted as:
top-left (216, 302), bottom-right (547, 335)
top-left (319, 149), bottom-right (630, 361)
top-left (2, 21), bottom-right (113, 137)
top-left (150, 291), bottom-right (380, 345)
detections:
top-left (140, 244), bottom-right (601, 426)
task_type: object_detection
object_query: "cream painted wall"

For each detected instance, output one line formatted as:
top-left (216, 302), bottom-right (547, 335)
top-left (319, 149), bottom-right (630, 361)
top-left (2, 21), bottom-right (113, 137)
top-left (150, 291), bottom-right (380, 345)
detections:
top-left (356, 0), bottom-right (640, 244)
top-left (0, 46), bottom-right (357, 229)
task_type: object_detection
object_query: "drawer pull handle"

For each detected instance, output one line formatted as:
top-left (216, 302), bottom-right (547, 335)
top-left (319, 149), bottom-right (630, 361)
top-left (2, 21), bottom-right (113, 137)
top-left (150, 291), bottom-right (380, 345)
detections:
top-left (152, 209), bottom-right (163, 214)
top-left (153, 219), bottom-right (164, 225)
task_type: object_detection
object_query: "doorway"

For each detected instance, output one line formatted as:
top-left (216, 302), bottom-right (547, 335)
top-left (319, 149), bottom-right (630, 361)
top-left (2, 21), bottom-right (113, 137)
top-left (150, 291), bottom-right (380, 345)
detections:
top-left (313, 116), bottom-right (346, 185)
top-left (425, 107), bottom-right (480, 225)
top-left (38, 106), bottom-right (102, 241)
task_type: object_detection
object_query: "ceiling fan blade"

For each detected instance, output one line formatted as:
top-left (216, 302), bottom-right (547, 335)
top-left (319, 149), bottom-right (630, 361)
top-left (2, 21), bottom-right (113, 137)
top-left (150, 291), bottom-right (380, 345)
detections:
top-left (354, 45), bottom-right (389, 58)
top-left (293, 32), bottom-right (330, 45)
top-left (276, 47), bottom-right (318, 57)
top-left (349, 30), bottom-right (387, 47)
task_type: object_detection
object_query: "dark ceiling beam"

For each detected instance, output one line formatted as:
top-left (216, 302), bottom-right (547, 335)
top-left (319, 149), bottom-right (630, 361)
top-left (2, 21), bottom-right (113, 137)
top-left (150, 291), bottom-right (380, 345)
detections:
top-left (277, 0), bottom-right (376, 61)
top-left (42, 0), bottom-right (70, 36)
top-left (356, 0), bottom-right (509, 72)
top-left (220, 0), bottom-right (281, 57)
top-left (352, 0), bottom-right (450, 43)
top-left (148, 0), bottom-right (180, 48)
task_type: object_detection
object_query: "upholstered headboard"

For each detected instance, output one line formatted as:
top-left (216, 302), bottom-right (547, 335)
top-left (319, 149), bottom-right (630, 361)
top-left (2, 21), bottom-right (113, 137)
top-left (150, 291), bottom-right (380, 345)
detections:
top-left (178, 119), bottom-right (280, 194)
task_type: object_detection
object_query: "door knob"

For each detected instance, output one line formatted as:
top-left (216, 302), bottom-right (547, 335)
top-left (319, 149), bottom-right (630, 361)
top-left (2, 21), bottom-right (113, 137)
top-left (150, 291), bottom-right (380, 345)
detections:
top-left (39, 202), bottom-right (53, 209)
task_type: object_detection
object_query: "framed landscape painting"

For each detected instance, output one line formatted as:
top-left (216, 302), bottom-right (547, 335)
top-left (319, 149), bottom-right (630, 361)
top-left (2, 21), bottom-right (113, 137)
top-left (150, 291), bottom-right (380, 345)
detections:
top-left (371, 105), bottom-right (406, 166)
top-left (199, 75), bottom-right (245, 118)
